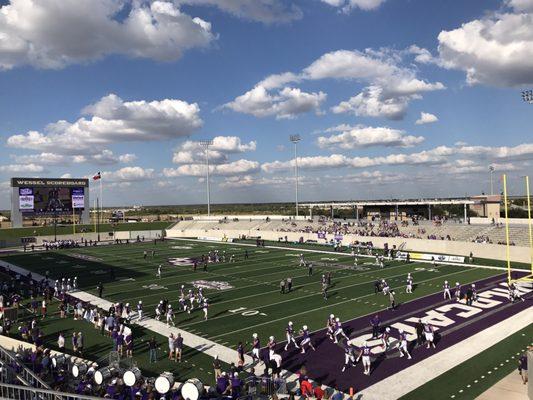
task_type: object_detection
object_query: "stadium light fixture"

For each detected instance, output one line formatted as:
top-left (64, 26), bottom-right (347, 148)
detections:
top-left (290, 135), bottom-right (301, 217)
top-left (198, 140), bottom-right (214, 217)
top-left (522, 89), bottom-right (533, 103)
top-left (489, 166), bottom-right (495, 195)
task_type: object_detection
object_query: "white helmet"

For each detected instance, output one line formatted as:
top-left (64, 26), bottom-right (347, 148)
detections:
top-left (330, 314), bottom-right (334, 319)
top-left (288, 321), bottom-right (293, 325)
top-left (456, 282), bottom-right (459, 285)
top-left (181, 285), bottom-right (184, 288)
top-left (125, 303), bottom-right (129, 307)
top-left (159, 300), bottom-right (163, 304)
top-left (399, 329), bottom-right (404, 333)
top-left (269, 336), bottom-right (274, 341)
top-left (335, 317), bottom-right (340, 322)
top-left (303, 325), bottom-right (308, 330)
top-left (139, 301), bottom-right (142, 304)
top-left (252, 333), bottom-right (258, 338)
top-left (445, 280), bottom-right (448, 284)
top-left (385, 327), bottom-right (390, 332)
top-left (472, 284), bottom-right (475, 287)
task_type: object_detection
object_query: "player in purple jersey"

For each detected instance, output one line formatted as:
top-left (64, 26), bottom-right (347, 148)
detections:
top-left (341, 344), bottom-right (356, 372)
top-left (284, 321), bottom-right (299, 351)
top-left (299, 325), bottom-right (316, 354)
top-left (443, 280), bottom-right (451, 300)
top-left (251, 333), bottom-right (260, 361)
top-left (333, 318), bottom-right (349, 343)
top-left (423, 321), bottom-right (436, 349)
top-left (381, 327), bottom-right (391, 350)
top-left (454, 282), bottom-right (461, 301)
top-left (356, 342), bottom-right (372, 376)
top-left (397, 329), bottom-right (412, 359)
top-left (268, 336), bottom-right (277, 353)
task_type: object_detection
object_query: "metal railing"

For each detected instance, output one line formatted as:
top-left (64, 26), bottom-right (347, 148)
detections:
top-left (0, 382), bottom-right (103, 400)
top-left (239, 376), bottom-right (287, 399)
top-left (0, 345), bottom-right (51, 391)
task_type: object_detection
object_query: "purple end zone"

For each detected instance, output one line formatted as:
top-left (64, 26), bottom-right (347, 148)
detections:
top-left (273, 272), bottom-right (532, 393)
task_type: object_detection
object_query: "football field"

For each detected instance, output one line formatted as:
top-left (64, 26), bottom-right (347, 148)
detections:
top-left (2, 238), bottom-right (503, 348)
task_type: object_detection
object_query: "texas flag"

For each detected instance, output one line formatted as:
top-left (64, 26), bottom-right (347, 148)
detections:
top-left (92, 172), bottom-right (101, 181)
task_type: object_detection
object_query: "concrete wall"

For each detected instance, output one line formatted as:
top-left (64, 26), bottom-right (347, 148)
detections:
top-left (167, 227), bottom-right (532, 264)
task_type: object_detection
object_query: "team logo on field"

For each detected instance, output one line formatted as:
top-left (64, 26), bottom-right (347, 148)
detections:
top-left (89, 269), bottom-right (107, 275)
top-left (71, 253), bottom-right (103, 262)
top-left (191, 280), bottom-right (233, 291)
top-left (167, 257), bottom-right (195, 266)
top-left (142, 283), bottom-right (168, 290)
top-left (171, 246), bottom-right (193, 250)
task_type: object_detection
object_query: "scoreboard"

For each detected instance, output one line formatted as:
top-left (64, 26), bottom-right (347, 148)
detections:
top-left (10, 177), bottom-right (90, 227)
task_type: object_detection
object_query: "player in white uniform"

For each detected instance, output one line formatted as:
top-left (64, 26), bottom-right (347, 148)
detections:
top-left (299, 254), bottom-right (305, 267)
top-left (251, 333), bottom-right (260, 361)
top-left (284, 321), bottom-right (299, 351)
top-left (356, 342), bottom-right (372, 376)
top-left (202, 299), bottom-right (209, 320)
top-left (299, 325), bottom-right (315, 353)
top-left (397, 329), bottom-right (412, 359)
top-left (73, 277), bottom-right (78, 290)
top-left (166, 306), bottom-right (175, 326)
top-left (406, 273), bottom-right (413, 293)
top-left (333, 318), bottom-right (349, 343)
top-left (157, 265), bottom-right (162, 279)
top-left (155, 301), bottom-right (163, 321)
top-left (326, 314), bottom-right (336, 342)
top-left (137, 301), bottom-right (143, 320)
top-left (443, 280), bottom-right (451, 300)
top-left (382, 279), bottom-right (390, 295)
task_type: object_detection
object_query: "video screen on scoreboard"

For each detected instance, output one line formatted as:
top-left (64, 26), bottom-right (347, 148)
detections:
top-left (19, 187), bottom-right (85, 213)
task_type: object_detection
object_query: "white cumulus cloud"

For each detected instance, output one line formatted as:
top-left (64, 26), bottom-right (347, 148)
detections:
top-left (317, 125), bottom-right (424, 149)
top-left (6, 94), bottom-right (203, 154)
top-left (0, 0), bottom-right (215, 70)
top-left (415, 112), bottom-right (438, 125)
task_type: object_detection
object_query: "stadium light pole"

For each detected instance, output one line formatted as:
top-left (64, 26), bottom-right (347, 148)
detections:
top-left (199, 140), bottom-right (214, 217)
top-left (489, 166), bottom-right (495, 195)
top-left (521, 89), bottom-right (533, 104)
top-left (290, 135), bottom-right (301, 218)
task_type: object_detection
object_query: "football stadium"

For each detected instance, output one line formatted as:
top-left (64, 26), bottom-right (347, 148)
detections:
top-left (0, 1), bottom-right (532, 400)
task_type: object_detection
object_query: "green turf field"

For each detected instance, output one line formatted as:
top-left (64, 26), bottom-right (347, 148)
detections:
top-left (1, 238), bottom-right (503, 349)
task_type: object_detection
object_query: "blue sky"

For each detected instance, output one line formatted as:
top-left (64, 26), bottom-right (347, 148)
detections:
top-left (0, 0), bottom-right (532, 208)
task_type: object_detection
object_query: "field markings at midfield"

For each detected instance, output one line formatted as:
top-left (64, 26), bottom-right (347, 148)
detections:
top-left (117, 259), bottom-right (415, 309)
top-left (208, 266), bottom-right (486, 339)
top-left (176, 263), bottom-right (462, 328)
top-left (171, 237), bottom-right (530, 273)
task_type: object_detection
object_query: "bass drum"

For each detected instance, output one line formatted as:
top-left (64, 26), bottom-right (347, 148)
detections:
top-left (155, 372), bottom-right (175, 394)
top-left (181, 378), bottom-right (203, 400)
top-left (94, 367), bottom-right (116, 385)
top-left (72, 363), bottom-right (88, 378)
top-left (123, 367), bottom-right (142, 387)
top-left (52, 354), bottom-right (69, 368)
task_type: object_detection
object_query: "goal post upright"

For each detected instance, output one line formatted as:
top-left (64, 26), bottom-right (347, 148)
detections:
top-left (503, 174), bottom-right (512, 283)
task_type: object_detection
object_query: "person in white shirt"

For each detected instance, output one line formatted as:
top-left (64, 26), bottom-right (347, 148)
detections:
top-left (57, 332), bottom-right (65, 351)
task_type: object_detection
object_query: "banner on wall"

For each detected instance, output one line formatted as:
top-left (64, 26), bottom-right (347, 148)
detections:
top-left (397, 251), bottom-right (465, 263)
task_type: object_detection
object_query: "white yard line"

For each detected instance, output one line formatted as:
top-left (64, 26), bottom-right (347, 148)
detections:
top-left (358, 306), bottom-right (533, 400)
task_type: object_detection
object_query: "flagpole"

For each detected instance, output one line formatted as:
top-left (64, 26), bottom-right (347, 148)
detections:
top-left (93, 198), bottom-right (97, 233)
top-left (100, 177), bottom-right (103, 228)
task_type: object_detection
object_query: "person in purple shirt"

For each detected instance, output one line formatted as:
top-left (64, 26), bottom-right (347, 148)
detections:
top-left (117, 331), bottom-right (124, 356)
top-left (370, 314), bottom-right (380, 339)
top-left (125, 333), bottom-right (133, 358)
top-left (230, 374), bottom-right (243, 399)
top-left (216, 372), bottom-right (230, 395)
top-left (111, 329), bottom-right (118, 350)
top-left (519, 352), bottom-right (528, 384)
